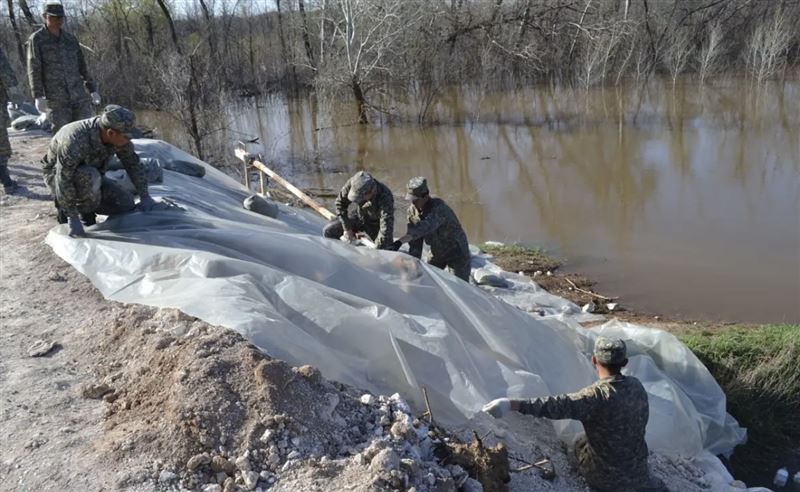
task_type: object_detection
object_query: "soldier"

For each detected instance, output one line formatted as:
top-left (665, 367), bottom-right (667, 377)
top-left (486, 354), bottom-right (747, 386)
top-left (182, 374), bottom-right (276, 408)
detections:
top-left (390, 177), bottom-right (471, 281)
top-left (27, 1), bottom-right (101, 133)
top-left (0, 46), bottom-right (20, 193)
top-left (323, 171), bottom-right (394, 249)
top-left (42, 105), bottom-right (155, 238)
top-left (482, 337), bottom-right (668, 492)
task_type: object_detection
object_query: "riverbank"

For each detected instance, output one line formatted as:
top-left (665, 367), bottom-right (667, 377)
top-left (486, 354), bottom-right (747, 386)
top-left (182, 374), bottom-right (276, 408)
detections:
top-left (481, 242), bottom-right (800, 485)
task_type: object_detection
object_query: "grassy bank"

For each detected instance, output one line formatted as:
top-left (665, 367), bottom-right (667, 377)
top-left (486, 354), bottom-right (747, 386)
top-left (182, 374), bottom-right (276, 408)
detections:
top-left (679, 325), bottom-right (800, 480)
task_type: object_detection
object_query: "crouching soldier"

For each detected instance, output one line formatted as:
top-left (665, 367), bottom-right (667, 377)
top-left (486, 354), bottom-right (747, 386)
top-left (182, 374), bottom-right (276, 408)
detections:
top-left (390, 177), bottom-right (471, 281)
top-left (42, 104), bottom-right (155, 237)
top-left (482, 337), bottom-right (668, 492)
top-left (323, 171), bottom-right (394, 249)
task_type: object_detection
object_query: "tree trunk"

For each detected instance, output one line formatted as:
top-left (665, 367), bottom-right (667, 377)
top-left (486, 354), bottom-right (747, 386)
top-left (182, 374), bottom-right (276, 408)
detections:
top-left (298, 0), bottom-right (315, 68)
top-left (6, 0), bottom-right (25, 62)
top-left (18, 0), bottom-right (36, 26)
top-left (155, 0), bottom-right (182, 55)
top-left (198, 0), bottom-right (217, 59)
top-left (352, 77), bottom-right (368, 124)
top-left (275, 0), bottom-right (298, 93)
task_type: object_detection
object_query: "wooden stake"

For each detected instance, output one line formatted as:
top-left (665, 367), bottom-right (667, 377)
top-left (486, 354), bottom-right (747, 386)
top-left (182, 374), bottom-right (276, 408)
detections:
top-left (564, 277), bottom-right (618, 301)
top-left (422, 386), bottom-right (434, 425)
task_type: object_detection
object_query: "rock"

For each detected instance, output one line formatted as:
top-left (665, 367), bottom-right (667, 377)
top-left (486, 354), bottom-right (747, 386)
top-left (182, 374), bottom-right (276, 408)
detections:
top-left (319, 393), bottom-right (340, 421)
top-left (370, 448), bottom-right (400, 473)
top-left (400, 458), bottom-right (419, 478)
top-left (81, 382), bottom-right (114, 399)
top-left (202, 485), bottom-right (222, 492)
top-left (434, 477), bottom-right (457, 492)
top-left (462, 478), bottom-right (484, 492)
top-left (211, 455), bottom-right (236, 475)
top-left (260, 429), bottom-right (274, 443)
top-left (158, 470), bottom-right (178, 482)
top-left (287, 450), bottom-right (300, 460)
top-left (243, 194), bottom-right (279, 218)
top-left (28, 339), bottom-right (57, 357)
top-left (389, 393), bottom-right (411, 414)
top-left (235, 455), bottom-right (251, 471)
top-left (360, 394), bottom-right (375, 406)
top-left (581, 303), bottom-right (595, 313)
top-left (47, 271), bottom-right (66, 282)
top-left (607, 302), bottom-right (619, 312)
top-left (163, 159), bottom-right (206, 178)
top-left (295, 364), bottom-right (322, 383)
top-left (546, 271), bottom-right (553, 276)
top-left (242, 470), bottom-right (259, 490)
top-left (222, 477), bottom-right (236, 492)
top-left (472, 268), bottom-right (509, 288)
top-left (390, 419), bottom-right (414, 442)
top-left (187, 453), bottom-right (211, 471)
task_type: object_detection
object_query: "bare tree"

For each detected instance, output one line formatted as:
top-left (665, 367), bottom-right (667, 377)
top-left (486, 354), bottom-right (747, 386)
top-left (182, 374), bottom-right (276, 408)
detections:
top-left (697, 22), bottom-right (723, 84)
top-left (746, 9), bottom-right (792, 84)
top-left (663, 26), bottom-right (693, 88)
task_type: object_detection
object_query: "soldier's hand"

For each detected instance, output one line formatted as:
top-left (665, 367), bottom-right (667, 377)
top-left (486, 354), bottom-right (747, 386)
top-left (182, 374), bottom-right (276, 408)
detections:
top-left (137, 194), bottom-right (155, 212)
top-left (91, 92), bottom-right (101, 106)
top-left (343, 229), bottom-right (356, 243)
top-left (67, 215), bottom-right (87, 238)
top-left (35, 97), bottom-right (48, 115)
top-left (386, 239), bottom-right (402, 251)
top-left (482, 398), bottom-right (511, 418)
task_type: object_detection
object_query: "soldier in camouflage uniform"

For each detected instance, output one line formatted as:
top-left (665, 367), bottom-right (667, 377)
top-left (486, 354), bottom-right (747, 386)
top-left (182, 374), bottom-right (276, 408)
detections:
top-left (390, 177), bottom-right (471, 281)
top-left (42, 105), bottom-right (155, 238)
top-left (483, 337), bottom-right (668, 492)
top-left (27, 2), bottom-right (101, 133)
top-left (323, 171), bottom-right (395, 249)
top-left (0, 46), bottom-right (19, 193)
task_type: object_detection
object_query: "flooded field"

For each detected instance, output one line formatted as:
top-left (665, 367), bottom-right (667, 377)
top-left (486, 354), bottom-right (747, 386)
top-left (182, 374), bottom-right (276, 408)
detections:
top-left (140, 78), bottom-right (800, 324)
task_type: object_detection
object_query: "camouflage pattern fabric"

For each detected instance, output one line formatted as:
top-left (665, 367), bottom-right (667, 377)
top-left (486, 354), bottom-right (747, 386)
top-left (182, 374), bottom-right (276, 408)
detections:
top-left (42, 117), bottom-right (147, 216)
top-left (48, 164), bottom-right (135, 215)
top-left (27, 27), bottom-right (95, 130)
top-left (333, 176), bottom-right (394, 249)
top-left (406, 198), bottom-right (471, 281)
top-left (518, 375), bottom-right (667, 492)
top-left (50, 99), bottom-right (93, 133)
top-left (0, 46), bottom-right (18, 161)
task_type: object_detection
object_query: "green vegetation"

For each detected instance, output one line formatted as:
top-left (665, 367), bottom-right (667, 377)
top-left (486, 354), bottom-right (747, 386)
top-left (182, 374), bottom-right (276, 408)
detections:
top-left (478, 243), bottom-right (563, 275)
top-left (680, 325), bottom-right (800, 479)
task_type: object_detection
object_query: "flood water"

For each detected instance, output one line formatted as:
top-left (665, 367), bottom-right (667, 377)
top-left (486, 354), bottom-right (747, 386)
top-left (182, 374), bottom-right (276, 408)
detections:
top-left (141, 78), bottom-right (800, 324)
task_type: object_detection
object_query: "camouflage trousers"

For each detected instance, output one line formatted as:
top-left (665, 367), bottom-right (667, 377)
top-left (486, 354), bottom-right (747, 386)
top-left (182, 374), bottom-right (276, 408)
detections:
top-left (44, 164), bottom-right (135, 216)
top-left (50, 98), bottom-right (93, 133)
top-left (574, 435), bottom-right (667, 492)
top-left (428, 251), bottom-right (471, 281)
top-left (0, 101), bottom-right (10, 159)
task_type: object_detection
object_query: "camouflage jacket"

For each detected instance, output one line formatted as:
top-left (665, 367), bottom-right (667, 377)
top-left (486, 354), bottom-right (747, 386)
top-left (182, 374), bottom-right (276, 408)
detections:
top-left (335, 178), bottom-right (394, 249)
top-left (42, 117), bottom-right (146, 215)
top-left (518, 375), bottom-right (652, 491)
top-left (406, 198), bottom-right (470, 262)
top-left (27, 27), bottom-right (95, 104)
top-left (0, 46), bottom-right (18, 103)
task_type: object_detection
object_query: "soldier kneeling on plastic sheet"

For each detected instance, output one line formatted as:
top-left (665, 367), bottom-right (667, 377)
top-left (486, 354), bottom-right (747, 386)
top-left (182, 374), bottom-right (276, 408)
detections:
top-left (41, 105), bottom-right (156, 238)
top-left (482, 337), bottom-right (668, 492)
top-left (389, 177), bottom-right (471, 282)
top-left (323, 170), bottom-right (395, 250)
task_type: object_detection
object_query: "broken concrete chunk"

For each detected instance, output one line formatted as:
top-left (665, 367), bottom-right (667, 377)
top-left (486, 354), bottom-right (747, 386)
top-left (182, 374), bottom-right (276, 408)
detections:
top-left (243, 194), bottom-right (279, 218)
top-left (28, 339), bottom-right (57, 357)
top-left (81, 382), bottom-right (114, 399)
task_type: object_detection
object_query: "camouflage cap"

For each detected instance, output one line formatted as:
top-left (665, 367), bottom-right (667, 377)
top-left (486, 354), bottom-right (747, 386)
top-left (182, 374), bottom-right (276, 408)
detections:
top-left (346, 171), bottom-right (376, 203)
top-left (405, 176), bottom-right (429, 200)
top-left (593, 337), bottom-right (627, 365)
top-left (99, 105), bottom-right (138, 138)
top-left (44, 1), bottom-right (66, 17)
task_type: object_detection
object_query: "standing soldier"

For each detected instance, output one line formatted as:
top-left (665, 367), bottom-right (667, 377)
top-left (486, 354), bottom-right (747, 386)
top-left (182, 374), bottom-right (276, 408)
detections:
top-left (42, 105), bottom-right (155, 238)
top-left (0, 46), bottom-right (20, 193)
top-left (27, 1), bottom-right (101, 133)
top-left (323, 171), bottom-right (395, 250)
top-left (482, 337), bottom-right (668, 492)
top-left (390, 177), bottom-right (471, 281)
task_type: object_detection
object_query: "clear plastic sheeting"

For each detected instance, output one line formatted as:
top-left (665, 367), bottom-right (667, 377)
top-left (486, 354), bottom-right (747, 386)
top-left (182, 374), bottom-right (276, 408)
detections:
top-left (46, 139), bottom-right (745, 459)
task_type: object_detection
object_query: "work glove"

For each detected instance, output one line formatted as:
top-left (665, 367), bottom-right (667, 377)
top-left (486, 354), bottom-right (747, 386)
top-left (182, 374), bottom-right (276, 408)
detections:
top-left (482, 398), bottom-right (511, 418)
top-left (137, 194), bottom-right (155, 212)
top-left (35, 97), bottom-right (48, 114)
top-left (91, 92), bottom-right (101, 106)
top-left (386, 239), bottom-right (402, 251)
top-left (67, 214), bottom-right (87, 238)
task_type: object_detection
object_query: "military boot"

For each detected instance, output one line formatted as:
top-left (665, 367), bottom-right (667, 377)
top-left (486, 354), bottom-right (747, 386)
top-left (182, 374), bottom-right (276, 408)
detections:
top-left (54, 200), bottom-right (67, 224)
top-left (80, 212), bottom-right (97, 226)
top-left (0, 163), bottom-right (16, 193)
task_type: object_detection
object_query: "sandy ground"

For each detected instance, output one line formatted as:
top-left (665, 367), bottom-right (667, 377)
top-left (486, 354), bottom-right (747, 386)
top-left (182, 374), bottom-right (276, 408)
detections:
top-left (0, 134), bottom-right (722, 492)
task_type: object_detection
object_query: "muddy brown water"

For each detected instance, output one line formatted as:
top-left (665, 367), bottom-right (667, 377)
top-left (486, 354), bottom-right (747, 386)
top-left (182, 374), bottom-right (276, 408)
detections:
top-left (140, 78), bottom-right (800, 324)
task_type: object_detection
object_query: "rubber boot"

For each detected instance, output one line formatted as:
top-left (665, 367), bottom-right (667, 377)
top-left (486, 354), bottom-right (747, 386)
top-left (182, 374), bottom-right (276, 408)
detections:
top-left (54, 200), bottom-right (67, 224)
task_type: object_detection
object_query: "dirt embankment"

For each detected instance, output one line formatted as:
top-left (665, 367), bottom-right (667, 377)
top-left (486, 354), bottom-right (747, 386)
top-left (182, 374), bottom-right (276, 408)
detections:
top-left (1, 134), bottom-right (720, 492)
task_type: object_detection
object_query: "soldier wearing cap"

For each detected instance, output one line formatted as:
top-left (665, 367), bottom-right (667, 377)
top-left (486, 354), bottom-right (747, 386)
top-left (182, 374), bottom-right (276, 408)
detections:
top-left (0, 46), bottom-right (20, 193)
top-left (27, 1), bottom-right (101, 133)
top-left (482, 337), bottom-right (667, 491)
top-left (42, 104), bottom-right (155, 238)
top-left (323, 171), bottom-right (395, 249)
top-left (390, 177), bottom-right (471, 281)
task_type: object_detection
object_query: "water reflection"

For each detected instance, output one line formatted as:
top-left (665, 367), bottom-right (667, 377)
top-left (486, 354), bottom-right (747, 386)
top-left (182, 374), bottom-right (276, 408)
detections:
top-left (142, 78), bottom-right (800, 323)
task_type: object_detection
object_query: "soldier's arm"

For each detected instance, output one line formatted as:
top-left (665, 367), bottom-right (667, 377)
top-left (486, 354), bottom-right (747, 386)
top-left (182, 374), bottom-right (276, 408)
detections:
top-left (335, 182), bottom-right (353, 231)
top-left (405, 206), bottom-right (424, 258)
top-left (514, 385), bottom-right (601, 422)
top-left (116, 144), bottom-right (148, 197)
top-left (406, 206), bottom-right (446, 241)
top-left (76, 38), bottom-right (97, 93)
top-left (0, 48), bottom-right (18, 90)
top-left (26, 37), bottom-right (44, 98)
top-left (374, 192), bottom-right (394, 249)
